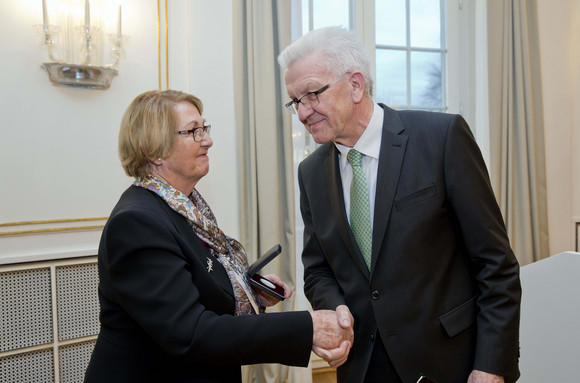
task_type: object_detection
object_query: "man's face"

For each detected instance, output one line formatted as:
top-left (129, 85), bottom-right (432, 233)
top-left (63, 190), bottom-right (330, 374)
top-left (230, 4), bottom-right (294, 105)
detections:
top-left (284, 52), bottom-right (354, 145)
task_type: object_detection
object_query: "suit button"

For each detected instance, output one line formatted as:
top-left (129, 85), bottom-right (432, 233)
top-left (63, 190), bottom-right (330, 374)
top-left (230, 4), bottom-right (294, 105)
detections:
top-left (371, 290), bottom-right (380, 300)
top-left (370, 334), bottom-right (375, 342)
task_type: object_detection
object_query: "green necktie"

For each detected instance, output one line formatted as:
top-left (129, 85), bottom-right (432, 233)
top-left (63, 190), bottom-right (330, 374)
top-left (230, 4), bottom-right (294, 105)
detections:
top-left (347, 149), bottom-right (372, 269)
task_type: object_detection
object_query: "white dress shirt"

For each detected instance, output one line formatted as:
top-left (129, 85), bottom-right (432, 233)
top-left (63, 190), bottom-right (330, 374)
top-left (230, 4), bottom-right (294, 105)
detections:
top-left (335, 102), bottom-right (384, 229)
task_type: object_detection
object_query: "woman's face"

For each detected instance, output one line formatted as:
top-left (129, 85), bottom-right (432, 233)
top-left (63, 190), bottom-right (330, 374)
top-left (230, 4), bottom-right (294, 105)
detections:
top-left (154, 101), bottom-right (213, 194)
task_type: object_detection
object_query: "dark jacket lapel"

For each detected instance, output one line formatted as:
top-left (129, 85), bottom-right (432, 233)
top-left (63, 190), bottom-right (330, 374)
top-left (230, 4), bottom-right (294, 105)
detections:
top-left (324, 144), bottom-right (371, 279)
top-left (370, 104), bottom-right (408, 273)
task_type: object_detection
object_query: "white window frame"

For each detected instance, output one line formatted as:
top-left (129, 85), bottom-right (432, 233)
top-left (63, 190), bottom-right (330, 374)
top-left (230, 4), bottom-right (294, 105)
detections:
top-left (359, 0), bottom-right (448, 111)
top-left (295, 0), bottom-right (483, 144)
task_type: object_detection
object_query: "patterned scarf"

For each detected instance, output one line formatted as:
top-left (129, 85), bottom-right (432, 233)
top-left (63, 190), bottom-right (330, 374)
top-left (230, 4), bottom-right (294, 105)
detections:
top-left (134, 175), bottom-right (259, 315)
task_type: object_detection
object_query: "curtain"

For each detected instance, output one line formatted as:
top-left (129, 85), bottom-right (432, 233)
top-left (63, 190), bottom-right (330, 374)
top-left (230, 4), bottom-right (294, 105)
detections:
top-left (233, 1), bottom-right (313, 382)
top-left (487, 0), bottom-right (550, 265)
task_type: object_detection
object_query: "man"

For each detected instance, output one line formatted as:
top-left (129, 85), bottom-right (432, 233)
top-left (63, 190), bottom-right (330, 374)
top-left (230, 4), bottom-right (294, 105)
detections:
top-left (278, 26), bottom-right (521, 383)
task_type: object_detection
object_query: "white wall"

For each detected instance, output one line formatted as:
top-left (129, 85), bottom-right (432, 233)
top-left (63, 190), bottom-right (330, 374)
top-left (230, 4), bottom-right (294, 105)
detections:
top-left (1, 0), bottom-right (578, 265)
top-left (0, 0), bottom-right (238, 264)
top-left (181, 1), bottom-right (239, 240)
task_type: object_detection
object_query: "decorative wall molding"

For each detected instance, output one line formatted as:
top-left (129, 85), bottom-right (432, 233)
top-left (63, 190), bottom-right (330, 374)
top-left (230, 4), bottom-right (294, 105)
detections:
top-left (0, 220), bottom-right (103, 265)
top-left (0, 217), bottom-right (107, 237)
top-left (157, 0), bottom-right (169, 90)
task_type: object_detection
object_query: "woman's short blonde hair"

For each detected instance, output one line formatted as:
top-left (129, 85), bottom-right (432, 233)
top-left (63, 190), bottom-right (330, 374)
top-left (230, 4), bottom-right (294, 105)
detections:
top-left (118, 90), bottom-right (203, 178)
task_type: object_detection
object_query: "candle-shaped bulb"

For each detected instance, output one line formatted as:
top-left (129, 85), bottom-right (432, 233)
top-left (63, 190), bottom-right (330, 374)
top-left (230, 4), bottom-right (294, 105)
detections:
top-left (117, 5), bottom-right (122, 36)
top-left (85, 0), bottom-right (90, 28)
top-left (42, 0), bottom-right (49, 28)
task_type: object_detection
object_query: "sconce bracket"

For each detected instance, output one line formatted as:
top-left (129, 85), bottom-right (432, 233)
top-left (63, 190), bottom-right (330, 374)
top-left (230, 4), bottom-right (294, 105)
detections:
top-left (42, 63), bottom-right (118, 90)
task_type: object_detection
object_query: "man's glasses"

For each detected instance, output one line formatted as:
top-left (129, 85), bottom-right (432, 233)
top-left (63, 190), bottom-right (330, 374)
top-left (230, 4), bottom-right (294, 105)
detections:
top-left (284, 75), bottom-right (347, 114)
top-left (176, 125), bottom-right (211, 142)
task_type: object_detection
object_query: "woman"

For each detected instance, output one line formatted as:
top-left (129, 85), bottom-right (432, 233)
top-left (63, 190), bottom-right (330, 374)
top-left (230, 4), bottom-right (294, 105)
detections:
top-left (84, 90), bottom-right (351, 383)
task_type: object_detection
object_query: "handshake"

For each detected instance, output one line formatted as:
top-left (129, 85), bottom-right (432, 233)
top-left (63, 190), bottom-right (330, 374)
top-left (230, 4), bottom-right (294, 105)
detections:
top-left (310, 305), bottom-right (354, 368)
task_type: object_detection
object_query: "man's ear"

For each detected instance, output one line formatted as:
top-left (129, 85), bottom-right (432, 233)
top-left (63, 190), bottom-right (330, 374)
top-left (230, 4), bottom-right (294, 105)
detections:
top-left (350, 71), bottom-right (366, 103)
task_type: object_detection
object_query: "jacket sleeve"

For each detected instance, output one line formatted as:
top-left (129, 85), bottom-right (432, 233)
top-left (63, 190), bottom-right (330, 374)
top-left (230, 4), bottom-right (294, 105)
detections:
top-left (443, 115), bottom-right (521, 378)
top-left (100, 207), bottom-right (313, 367)
top-left (299, 162), bottom-right (347, 311)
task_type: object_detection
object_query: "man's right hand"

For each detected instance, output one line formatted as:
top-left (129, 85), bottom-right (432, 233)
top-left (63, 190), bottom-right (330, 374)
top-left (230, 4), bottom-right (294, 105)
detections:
top-left (310, 307), bottom-right (354, 367)
top-left (335, 305), bottom-right (354, 331)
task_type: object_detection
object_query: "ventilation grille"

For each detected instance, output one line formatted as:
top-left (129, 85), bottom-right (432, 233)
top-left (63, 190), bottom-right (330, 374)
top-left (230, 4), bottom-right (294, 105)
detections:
top-left (0, 268), bottom-right (53, 352)
top-left (0, 257), bottom-right (99, 382)
top-left (56, 263), bottom-right (100, 340)
top-left (0, 349), bottom-right (54, 383)
top-left (59, 340), bottom-right (97, 383)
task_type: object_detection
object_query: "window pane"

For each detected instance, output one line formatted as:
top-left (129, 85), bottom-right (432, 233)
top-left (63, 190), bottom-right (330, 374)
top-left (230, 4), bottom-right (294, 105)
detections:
top-left (313, 0), bottom-right (349, 29)
top-left (410, 0), bottom-right (441, 48)
top-left (410, 51), bottom-right (442, 107)
top-left (376, 49), bottom-right (407, 106)
top-left (302, 0), bottom-right (309, 34)
top-left (375, 0), bottom-right (406, 47)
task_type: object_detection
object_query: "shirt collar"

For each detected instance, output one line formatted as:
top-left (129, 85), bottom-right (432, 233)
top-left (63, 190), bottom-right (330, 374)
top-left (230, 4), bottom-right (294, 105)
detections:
top-left (335, 102), bottom-right (383, 169)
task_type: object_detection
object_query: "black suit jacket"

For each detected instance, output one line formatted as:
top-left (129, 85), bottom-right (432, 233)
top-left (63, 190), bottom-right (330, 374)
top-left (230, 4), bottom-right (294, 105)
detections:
top-left (85, 186), bottom-right (312, 383)
top-left (298, 105), bottom-right (521, 383)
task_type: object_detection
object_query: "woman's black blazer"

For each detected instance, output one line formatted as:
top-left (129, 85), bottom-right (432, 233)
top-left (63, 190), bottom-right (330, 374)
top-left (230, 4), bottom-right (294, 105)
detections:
top-left (84, 186), bottom-right (312, 383)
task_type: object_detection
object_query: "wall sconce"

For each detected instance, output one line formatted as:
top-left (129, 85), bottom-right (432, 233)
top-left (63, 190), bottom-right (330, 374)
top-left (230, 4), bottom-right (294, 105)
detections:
top-left (35, 0), bottom-right (128, 90)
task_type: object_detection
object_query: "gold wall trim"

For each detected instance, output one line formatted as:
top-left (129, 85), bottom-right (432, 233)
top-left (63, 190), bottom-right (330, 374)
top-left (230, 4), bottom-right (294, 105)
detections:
top-left (157, 0), bottom-right (161, 90)
top-left (0, 225), bottom-right (105, 237)
top-left (0, 217), bottom-right (107, 237)
top-left (0, 217), bottom-right (108, 227)
top-left (165, 0), bottom-right (169, 89)
top-left (157, 0), bottom-right (169, 90)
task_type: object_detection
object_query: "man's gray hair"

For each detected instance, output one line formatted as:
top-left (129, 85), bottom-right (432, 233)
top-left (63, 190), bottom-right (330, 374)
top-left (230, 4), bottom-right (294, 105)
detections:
top-left (278, 26), bottom-right (373, 97)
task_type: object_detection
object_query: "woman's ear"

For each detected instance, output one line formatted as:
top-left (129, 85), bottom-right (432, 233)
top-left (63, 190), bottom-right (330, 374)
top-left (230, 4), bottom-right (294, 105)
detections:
top-left (143, 149), bottom-right (162, 166)
top-left (350, 71), bottom-right (366, 103)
